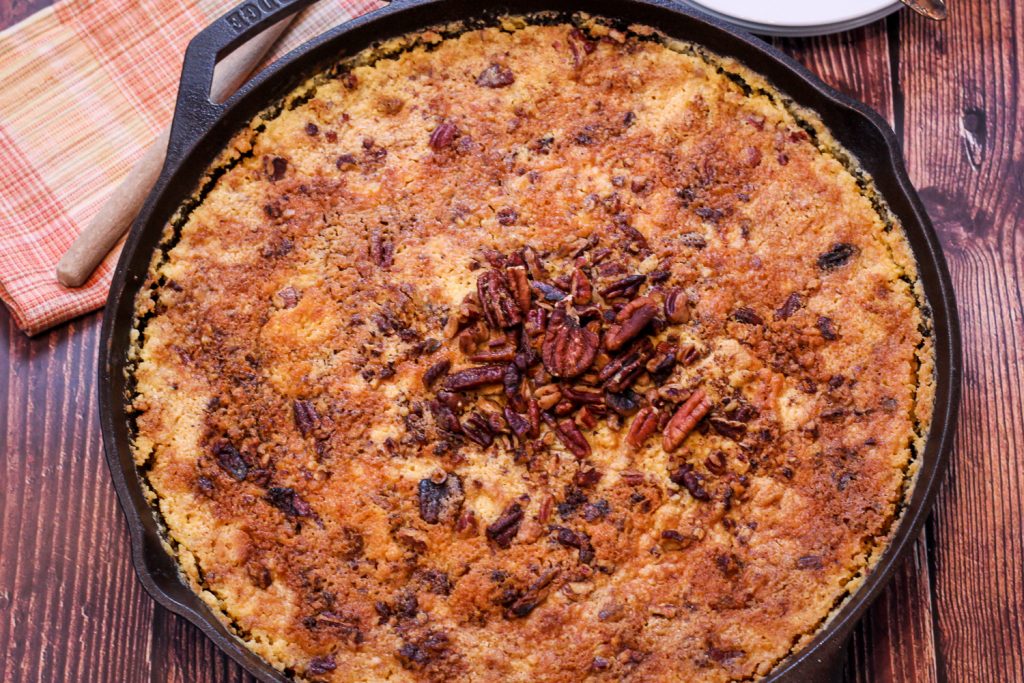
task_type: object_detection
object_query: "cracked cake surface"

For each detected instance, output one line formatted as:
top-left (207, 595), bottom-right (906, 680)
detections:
top-left (129, 17), bottom-right (934, 682)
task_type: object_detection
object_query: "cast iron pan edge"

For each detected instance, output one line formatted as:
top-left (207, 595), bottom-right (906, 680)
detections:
top-left (98, 1), bottom-right (962, 681)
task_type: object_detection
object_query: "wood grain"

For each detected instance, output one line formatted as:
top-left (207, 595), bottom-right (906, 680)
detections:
top-left (1, 1), bottom-right (1021, 681)
top-left (898, 1), bottom-right (1024, 681)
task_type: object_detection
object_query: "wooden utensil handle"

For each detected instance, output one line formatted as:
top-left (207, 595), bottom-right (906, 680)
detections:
top-left (55, 16), bottom-right (295, 288)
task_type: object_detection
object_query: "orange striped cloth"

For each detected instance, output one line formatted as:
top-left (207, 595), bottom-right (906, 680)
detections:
top-left (0, 0), bottom-right (383, 335)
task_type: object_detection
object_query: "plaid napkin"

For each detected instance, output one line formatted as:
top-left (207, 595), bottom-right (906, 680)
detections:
top-left (0, 0), bottom-right (382, 336)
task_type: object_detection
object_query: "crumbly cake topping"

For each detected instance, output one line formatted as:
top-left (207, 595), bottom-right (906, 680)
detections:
top-left (130, 18), bottom-right (933, 682)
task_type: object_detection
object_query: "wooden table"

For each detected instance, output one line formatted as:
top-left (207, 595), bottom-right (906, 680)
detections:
top-left (2, 1), bottom-right (1021, 681)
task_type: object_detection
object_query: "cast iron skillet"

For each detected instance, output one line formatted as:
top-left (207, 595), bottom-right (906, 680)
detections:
top-left (98, 0), bottom-right (961, 680)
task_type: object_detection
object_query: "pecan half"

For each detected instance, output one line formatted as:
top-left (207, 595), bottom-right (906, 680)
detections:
top-left (599, 274), bottom-right (646, 300)
top-left (443, 365), bottom-right (506, 391)
top-left (605, 297), bottom-right (657, 351)
top-left (486, 503), bottom-right (524, 548)
top-left (542, 307), bottom-right (599, 378)
top-left (478, 270), bottom-right (522, 328)
top-left (571, 268), bottom-right (593, 305)
top-left (505, 265), bottom-right (532, 314)
top-left (626, 406), bottom-right (659, 450)
top-left (551, 416), bottom-right (591, 458)
top-left (662, 389), bottom-right (712, 452)
top-left (664, 288), bottom-right (690, 324)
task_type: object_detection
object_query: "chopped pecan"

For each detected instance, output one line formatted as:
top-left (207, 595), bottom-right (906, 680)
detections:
top-left (478, 270), bottom-right (522, 328)
top-left (534, 384), bottom-right (563, 411)
top-left (817, 243), bottom-right (858, 270)
top-left (476, 63), bottom-right (515, 88)
top-left (443, 365), bottom-right (506, 391)
top-left (429, 121), bottom-right (458, 150)
top-left (486, 503), bottom-right (524, 548)
top-left (669, 463), bottom-right (710, 501)
top-left (662, 389), bottom-right (712, 452)
top-left (506, 568), bottom-right (559, 618)
top-left (266, 487), bottom-right (315, 517)
top-left (532, 281), bottom-right (568, 302)
top-left (369, 229), bottom-right (394, 269)
top-left (423, 359), bottom-right (451, 388)
top-left (468, 346), bottom-right (516, 363)
top-left (599, 338), bottom-right (652, 393)
top-left (709, 414), bottom-right (746, 440)
top-left (293, 399), bottom-right (320, 437)
top-left (264, 156), bottom-right (287, 181)
top-left (775, 292), bottom-right (803, 320)
top-left (213, 441), bottom-right (248, 481)
top-left (816, 316), bottom-right (839, 340)
top-left (731, 307), bottom-right (764, 325)
top-left (418, 473), bottom-right (464, 524)
top-left (542, 307), bottom-right (599, 378)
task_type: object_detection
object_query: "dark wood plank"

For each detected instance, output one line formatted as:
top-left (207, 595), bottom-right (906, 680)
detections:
top-left (897, 1), bottom-right (1024, 681)
top-left (774, 21), bottom-right (939, 683)
top-left (0, 310), bottom-right (155, 683)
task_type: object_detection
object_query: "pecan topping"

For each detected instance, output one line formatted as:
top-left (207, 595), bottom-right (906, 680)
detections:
top-left (418, 473), bottom-right (464, 524)
top-left (423, 359), bottom-right (451, 388)
top-left (571, 268), bottom-right (593, 305)
top-left (505, 568), bottom-right (559, 618)
top-left (266, 487), bottom-right (315, 517)
top-left (443, 365), bottom-right (506, 391)
top-left (552, 417), bottom-right (591, 458)
top-left (662, 389), bottom-right (712, 452)
top-left (599, 274), bottom-right (646, 300)
top-left (369, 229), bottom-right (394, 269)
top-left (475, 63), bottom-right (515, 88)
top-left (213, 441), bottom-right (248, 481)
top-left (429, 121), bottom-right (458, 150)
top-left (731, 307), bottom-right (764, 325)
top-left (542, 307), bottom-right (599, 378)
top-left (478, 270), bottom-right (522, 328)
top-left (264, 155), bottom-right (287, 181)
top-left (486, 503), bottom-right (524, 548)
top-left (669, 463), bottom-right (710, 501)
top-left (816, 316), bottom-right (839, 340)
top-left (626, 406), bottom-right (659, 450)
top-left (605, 297), bottom-right (657, 351)
top-left (664, 288), bottom-right (689, 324)
top-left (775, 292), bottom-right (803, 320)
top-left (505, 265), bottom-right (532, 314)
top-left (817, 242), bottom-right (858, 270)
top-left (293, 399), bottom-right (320, 437)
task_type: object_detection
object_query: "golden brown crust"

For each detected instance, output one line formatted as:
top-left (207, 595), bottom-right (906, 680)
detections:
top-left (130, 20), bottom-right (933, 682)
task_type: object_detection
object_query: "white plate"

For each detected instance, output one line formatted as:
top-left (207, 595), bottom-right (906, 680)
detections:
top-left (678, 0), bottom-right (902, 36)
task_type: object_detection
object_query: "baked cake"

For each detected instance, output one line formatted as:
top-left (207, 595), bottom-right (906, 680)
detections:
top-left (129, 16), bottom-right (934, 682)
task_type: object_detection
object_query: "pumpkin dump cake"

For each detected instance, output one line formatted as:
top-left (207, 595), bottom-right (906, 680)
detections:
top-left (129, 16), bottom-right (934, 682)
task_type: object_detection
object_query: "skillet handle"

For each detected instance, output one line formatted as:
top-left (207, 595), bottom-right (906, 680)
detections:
top-left (166, 0), bottom-right (323, 167)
